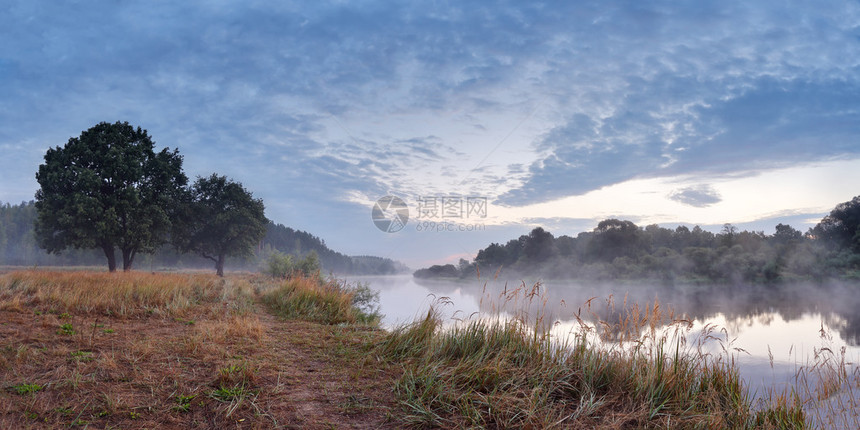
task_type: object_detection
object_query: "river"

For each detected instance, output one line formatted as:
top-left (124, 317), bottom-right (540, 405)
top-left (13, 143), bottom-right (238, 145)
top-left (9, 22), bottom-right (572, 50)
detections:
top-left (345, 274), bottom-right (860, 425)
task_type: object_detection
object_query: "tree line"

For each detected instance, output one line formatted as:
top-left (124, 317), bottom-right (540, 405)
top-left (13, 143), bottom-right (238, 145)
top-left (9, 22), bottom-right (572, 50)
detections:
top-left (14, 121), bottom-right (402, 276)
top-left (0, 201), bottom-right (404, 275)
top-left (415, 196), bottom-right (860, 284)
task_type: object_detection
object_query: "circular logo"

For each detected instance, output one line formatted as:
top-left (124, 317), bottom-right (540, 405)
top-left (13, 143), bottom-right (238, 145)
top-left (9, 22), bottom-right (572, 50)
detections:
top-left (372, 196), bottom-right (409, 233)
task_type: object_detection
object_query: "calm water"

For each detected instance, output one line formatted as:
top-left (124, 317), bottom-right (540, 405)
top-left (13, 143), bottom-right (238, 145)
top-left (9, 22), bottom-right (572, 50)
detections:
top-left (347, 274), bottom-right (860, 401)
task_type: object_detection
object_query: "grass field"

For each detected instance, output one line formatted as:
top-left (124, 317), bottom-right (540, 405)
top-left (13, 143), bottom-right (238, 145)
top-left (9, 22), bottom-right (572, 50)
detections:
top-left (0, 270), bottom-right (395, 429)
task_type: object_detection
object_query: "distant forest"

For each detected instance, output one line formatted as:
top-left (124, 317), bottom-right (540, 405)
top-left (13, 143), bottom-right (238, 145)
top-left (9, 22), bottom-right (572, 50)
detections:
top-left (415, 196), bottom-right (860, 284)
top-left (0, 201), bottom-right (405, 275)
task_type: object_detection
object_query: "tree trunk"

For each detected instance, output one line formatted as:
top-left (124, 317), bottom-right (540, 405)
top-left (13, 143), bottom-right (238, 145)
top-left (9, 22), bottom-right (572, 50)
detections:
top-left (102, 243), bottom-right (117, 273)
top-left (216, 253), bottom-right (225, 277)
top-left (122, 247), bottom-right (135, 272)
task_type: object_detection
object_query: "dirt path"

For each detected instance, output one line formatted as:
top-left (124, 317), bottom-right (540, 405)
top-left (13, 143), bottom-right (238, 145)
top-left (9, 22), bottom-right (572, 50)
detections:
top-left (251, 309), bottom-right (399, 429)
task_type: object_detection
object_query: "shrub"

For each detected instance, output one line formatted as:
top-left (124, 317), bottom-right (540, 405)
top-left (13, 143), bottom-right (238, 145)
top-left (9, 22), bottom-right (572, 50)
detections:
top-left (264, 251), bottom-right (294, 278)
top-left (263, 251), bottom-right (320, 278)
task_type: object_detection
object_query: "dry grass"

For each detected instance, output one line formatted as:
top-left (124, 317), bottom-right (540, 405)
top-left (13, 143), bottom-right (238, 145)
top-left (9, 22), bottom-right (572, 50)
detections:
top-left (786, 330), bottom-right (860, 429)
top-left (4, 269), bottom-right (852, 428)
top-left (0, 270), bottom-right (228, 317)
top-left (0, 269), bottom-right (397, 429)
top-left (378, 282), bottom-right (808, 429)
top-left (261, 275), bottom-right (379, 325)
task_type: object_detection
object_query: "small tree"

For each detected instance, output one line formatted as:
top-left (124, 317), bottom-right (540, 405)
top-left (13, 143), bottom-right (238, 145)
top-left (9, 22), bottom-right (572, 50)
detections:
top-left (34, 121), bottom-right (186, 272)
top-left (265, 251), bottom-right (295, 278)
top-left (296, 250), bottom-right (321, 277)
top-left (175, 174), bottom-right (267, 276)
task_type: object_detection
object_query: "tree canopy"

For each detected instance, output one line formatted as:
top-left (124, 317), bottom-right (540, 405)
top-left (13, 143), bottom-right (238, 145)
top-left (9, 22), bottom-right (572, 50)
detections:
top-left (416, 195), bottom-right (860, 283)
top-left (34, 121), bottom-right (187, 271)
top-left (812, 196), bottom-right (860, 251)
top-left (174, 174), bottom-right (267, 276)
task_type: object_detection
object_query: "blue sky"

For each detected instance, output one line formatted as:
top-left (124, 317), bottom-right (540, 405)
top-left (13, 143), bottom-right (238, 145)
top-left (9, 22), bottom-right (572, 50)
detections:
top-left (2, 1), bottom-right (860, 267)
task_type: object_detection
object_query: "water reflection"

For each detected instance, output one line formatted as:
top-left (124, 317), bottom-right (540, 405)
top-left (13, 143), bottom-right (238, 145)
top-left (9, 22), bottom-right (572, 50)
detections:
top-left (349, 274), bottom-right (860, 397)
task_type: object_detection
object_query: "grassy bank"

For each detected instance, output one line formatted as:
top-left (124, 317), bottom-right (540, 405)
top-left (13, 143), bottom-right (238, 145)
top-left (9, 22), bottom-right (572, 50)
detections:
top-left (378, 296), bottom-right (804, 429)
top-left (1, 270), bottom-right (854, 428)
top-left (0, 270), bottom-right (394, 429)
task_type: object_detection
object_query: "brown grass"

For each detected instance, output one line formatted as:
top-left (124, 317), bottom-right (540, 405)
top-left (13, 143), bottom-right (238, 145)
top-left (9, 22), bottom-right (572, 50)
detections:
top-left (0, 269), bottom-right (398, 429)
top-left (0, 270), bottom-right (227, 316)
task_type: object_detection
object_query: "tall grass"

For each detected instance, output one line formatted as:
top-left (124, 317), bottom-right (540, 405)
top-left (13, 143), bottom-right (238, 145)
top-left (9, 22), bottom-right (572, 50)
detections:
top-left (788, 329), bottom-right (860, 429)
top-left (261, 275), bottom-right (380, 325)
top-left (378, 283), bottom-right (806, 429)
top-left (0, 270), bottom-right (229, 316)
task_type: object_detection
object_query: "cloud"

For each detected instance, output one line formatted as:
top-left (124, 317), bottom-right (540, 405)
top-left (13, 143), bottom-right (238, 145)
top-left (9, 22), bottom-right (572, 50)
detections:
top-left (2, 0), bottom-right (860, 262)
top-left (668, 185), bottom-right (722, 208)
top-left (499, 68), bottom-right (860, 205)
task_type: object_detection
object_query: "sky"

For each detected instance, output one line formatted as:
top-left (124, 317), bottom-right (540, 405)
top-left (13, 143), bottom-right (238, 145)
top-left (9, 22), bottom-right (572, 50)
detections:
top-left (1, 0), bottom-right (859, 268)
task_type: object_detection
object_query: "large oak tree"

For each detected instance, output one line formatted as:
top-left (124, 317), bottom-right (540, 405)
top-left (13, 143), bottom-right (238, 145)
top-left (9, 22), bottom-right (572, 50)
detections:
top-left (174, 174), bottom-right (267, 276)
top-left (34, 121), bottom-right (187, 272)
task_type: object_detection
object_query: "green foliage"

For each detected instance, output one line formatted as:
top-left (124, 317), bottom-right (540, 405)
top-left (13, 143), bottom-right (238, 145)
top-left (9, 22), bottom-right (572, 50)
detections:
top-left (58, 323), bottom-right (75, 336)
top-left (260, 222), bottom-right (406, 275)
top-left (263, 251), bottom-right (320, 278)
top-left (427, 197), bottom-right (860, 283)
top-left (347, 281), bottom-right (382, 324)
top-left (588, 219), bottom-right (644, 262)
top-left (210, 383), bottom-right (255, 402)
top-left (264, 251), bottom-right (294, 278)
top-left (413, 263), bottom-right (460, 279)
top-left (262, 277), bottom-right (356, 324)
top-left (34, 121), bottom-right (187, 272)
top-left (296, 250), bottom-right (321, 277)
top-left (813, 195), bottom-right (860, 251)
top-left (69, 351), bottom-right (93, 362)
top-left (173, 394), bottom-right (197, 412)
top-left (13, 383), bottom-right (42, 395)
top-left (0, 199), bottom-right (404, 274)
top-left (173, 174), bottom-right (267, 276)
top-left (209, 361), bottom-right (258, 417)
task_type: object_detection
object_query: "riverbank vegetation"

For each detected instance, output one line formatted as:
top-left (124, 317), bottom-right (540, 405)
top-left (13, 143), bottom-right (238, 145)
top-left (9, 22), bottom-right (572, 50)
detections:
top-left (381, 281), bottom-right (860, 429)
top-left (379, 293), bottom-right (802, 428)
top-left (416, 196), bottom-right (860, 284)
top-left (3, 269), bottom-right (856, 428)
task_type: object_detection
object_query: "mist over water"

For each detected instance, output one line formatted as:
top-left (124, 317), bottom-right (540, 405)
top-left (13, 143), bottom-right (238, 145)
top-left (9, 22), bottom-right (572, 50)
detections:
top-left (352, 274), bottom-right (860, 396)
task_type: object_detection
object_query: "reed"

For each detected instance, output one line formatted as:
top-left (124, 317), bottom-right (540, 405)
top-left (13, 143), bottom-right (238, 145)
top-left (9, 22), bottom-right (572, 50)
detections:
top-left (378, 282), bottom-right (807, 429)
